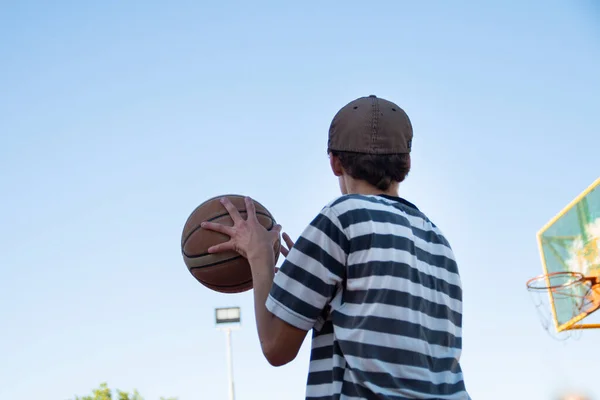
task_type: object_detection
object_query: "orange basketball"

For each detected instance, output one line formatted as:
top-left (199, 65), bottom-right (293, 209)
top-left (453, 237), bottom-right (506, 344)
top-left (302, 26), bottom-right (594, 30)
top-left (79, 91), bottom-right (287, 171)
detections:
top-left (181, 194), bottom-right (280, 293)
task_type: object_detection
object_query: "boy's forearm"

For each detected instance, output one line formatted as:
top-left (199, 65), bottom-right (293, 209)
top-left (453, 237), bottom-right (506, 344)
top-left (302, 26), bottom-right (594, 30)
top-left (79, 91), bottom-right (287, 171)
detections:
top-left (248, 250), bottom-right (277, 353)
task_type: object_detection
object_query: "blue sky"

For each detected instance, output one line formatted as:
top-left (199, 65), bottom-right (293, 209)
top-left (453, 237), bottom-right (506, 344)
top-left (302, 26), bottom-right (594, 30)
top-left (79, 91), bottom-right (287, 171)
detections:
top-left (1, 1), bottom-right (599, 399)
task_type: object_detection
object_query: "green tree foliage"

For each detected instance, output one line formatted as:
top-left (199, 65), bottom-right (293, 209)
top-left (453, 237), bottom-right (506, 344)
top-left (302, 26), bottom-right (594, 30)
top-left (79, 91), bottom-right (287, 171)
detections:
top-left (71, 382), bottom-right (177, 400)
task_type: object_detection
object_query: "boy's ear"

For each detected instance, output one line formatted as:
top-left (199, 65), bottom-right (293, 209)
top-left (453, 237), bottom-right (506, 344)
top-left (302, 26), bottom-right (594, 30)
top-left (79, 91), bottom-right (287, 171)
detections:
top-left (329, 153), bottom-right (344, 177)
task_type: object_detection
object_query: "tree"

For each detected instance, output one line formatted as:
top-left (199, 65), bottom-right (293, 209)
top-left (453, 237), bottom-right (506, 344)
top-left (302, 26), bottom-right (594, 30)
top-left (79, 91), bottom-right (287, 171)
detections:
top-left (71, 382), bottom-right (177, 400)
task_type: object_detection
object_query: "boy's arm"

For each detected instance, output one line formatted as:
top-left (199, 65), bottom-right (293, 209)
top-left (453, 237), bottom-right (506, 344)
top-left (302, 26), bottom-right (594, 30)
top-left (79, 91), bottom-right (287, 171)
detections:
top-left (249, 206), bottom-right (349, 366)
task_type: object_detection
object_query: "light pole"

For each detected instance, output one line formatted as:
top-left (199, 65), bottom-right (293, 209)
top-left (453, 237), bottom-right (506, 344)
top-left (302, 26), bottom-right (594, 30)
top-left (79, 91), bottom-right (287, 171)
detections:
top-left (215, 307), bottom-right (241, 400)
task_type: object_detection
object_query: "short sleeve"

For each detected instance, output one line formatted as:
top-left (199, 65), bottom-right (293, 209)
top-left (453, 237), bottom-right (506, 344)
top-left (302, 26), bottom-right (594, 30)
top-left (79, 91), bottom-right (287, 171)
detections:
top-left (266, 205), bottom-right (349, 331)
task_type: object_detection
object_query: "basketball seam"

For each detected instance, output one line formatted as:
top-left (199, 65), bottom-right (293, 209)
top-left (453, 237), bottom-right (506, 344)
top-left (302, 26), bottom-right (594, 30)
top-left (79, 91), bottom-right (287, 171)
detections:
top-left (203, 280), bottom-right (252, 289)
top-left (188, 254), bottom-right (244, 268)
top-left (197, 277), bottom-right (252, 289)
top-left (188, 258), bottom-right (252, 288)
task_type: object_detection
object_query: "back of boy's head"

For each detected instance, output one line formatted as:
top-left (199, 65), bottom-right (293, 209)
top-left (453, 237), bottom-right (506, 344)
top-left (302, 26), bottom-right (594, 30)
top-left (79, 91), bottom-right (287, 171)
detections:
top-left (327, 95), bottom-right (412, 190)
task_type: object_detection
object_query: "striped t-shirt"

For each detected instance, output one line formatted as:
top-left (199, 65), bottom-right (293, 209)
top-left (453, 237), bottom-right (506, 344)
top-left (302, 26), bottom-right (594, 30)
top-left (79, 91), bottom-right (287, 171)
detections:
top-left (266, 194), bottom-right (469, 399)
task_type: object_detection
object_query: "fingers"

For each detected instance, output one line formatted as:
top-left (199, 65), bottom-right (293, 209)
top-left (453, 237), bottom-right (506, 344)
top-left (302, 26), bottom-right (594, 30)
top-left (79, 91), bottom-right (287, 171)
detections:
top-left (282, 232), bottom-right (295, 249)
top-left (245, 197), bottom-right (258, 222)
top-left (220, 197), bottom-right (243, 223)
top-left (208, 240), bottom-right (236, 254)
top-left (279, 232), bottom-right (295, 257)
top-left (201, 221), bottom-right (234, 236)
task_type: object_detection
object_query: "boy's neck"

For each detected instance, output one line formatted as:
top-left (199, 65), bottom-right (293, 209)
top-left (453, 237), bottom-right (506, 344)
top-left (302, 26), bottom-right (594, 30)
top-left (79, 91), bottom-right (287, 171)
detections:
top-left (344, 179), bottom-right (399, 198)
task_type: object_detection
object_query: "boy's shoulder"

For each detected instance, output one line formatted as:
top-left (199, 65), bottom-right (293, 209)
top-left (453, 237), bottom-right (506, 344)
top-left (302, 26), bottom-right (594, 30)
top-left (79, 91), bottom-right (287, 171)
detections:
top-left (313, 194), bottom-right (452, 248)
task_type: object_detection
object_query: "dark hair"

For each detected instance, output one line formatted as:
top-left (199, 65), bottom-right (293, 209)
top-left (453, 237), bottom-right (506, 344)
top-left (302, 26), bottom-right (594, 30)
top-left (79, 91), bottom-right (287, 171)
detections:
top-left (329, 150), bottom-right (411, 191)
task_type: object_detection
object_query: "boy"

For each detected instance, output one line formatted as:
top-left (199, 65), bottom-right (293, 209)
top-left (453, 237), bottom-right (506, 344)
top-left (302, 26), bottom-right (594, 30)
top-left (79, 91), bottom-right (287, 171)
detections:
top-left (201, 95), bottom-right (470, 399)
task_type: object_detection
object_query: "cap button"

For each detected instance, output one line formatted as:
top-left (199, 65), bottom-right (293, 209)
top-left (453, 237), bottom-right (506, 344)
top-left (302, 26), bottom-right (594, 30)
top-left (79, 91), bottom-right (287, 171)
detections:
top-left (369, 95), bottom-right (377, 98)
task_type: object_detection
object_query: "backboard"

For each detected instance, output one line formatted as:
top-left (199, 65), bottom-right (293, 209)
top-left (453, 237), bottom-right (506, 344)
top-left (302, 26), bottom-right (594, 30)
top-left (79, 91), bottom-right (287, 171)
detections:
top-left (535, 177), bottom-right (600, 332)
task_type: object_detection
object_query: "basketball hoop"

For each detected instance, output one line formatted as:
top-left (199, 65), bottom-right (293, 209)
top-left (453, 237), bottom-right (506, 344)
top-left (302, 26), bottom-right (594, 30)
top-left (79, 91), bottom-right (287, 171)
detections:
top-left (526, 271), bottom-right (600, 340)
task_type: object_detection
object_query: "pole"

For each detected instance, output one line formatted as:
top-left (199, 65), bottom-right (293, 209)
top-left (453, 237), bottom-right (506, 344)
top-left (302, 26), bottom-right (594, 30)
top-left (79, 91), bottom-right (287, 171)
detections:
top-left (225, 328), bottom-right (235, 400)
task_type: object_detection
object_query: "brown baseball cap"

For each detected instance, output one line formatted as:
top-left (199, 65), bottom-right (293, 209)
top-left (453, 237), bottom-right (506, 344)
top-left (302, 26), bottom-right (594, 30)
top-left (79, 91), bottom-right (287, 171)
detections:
top-left (327, 95), bottom-right (413, 155)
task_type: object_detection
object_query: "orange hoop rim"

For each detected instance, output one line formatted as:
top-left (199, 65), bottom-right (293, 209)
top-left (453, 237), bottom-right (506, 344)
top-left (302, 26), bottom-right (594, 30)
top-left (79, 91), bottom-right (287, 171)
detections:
top-left (526, 271), bottom-right (589, 291)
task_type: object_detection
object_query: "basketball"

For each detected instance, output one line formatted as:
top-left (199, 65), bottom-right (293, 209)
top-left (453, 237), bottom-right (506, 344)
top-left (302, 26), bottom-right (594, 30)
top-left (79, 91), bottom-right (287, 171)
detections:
top-left (181, 194), bottom-right (280, 293)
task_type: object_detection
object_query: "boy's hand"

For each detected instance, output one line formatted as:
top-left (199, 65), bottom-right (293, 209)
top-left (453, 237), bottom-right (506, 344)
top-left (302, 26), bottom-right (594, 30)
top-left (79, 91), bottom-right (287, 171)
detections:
top-left (280, 232), bottom-right (295, 257)
top-left (200, 196), bottom-right (281, 262)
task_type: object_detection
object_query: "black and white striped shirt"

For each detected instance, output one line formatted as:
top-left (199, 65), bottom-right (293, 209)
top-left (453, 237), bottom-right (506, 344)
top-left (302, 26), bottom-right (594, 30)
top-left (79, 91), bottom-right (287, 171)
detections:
top-left (266, 194), bottom-right (469, 399)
